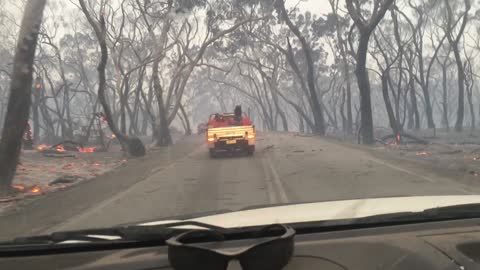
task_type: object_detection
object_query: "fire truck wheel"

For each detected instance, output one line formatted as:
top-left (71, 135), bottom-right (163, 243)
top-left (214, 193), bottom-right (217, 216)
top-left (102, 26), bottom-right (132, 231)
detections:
top-left (246, 146), bottom-right (255, 156)
top-left (209, 149), bottom-right (217, 158)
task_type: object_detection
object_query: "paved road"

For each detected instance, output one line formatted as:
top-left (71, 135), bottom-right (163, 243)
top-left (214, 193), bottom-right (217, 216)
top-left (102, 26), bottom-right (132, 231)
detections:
top-left (1, 133), bottom-right (478, 240)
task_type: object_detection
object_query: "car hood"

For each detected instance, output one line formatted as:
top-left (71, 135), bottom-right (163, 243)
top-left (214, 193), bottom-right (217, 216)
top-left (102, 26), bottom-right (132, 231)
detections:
top-left (139, 195), bottom-right (480, 228)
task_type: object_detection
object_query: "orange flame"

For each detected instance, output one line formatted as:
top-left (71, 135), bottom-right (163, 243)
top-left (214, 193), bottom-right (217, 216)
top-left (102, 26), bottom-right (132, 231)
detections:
top-left (110, 134), bottom-right (116, 139)
top-left (12, 185), bottom-right (25, 191)
top-left (416, 151), bottom-right (431, 156)
top-left (77, 146), bottom-right (96, 153)
top-left (92, 162), bottom-right (101, 166)
top-left (30, 186), bottom-right (41, 194)
top-left (56, 145), bottom-right (66, 152)
top-left (37, 144), bottom-right (48, 151)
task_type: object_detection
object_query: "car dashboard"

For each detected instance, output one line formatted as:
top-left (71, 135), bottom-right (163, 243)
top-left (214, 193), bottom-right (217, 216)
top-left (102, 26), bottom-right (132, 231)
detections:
top-left (3, 218), bottom-right (480, 269)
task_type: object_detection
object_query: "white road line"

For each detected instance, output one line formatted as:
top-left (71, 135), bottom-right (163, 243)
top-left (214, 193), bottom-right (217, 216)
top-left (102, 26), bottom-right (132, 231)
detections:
top-left (264, 156), bottom-right (289, 204)
top-left (368, 156), bottom-right (437, 183)
top-left (48, 146), bottom-right (204, 233)
top-left (261, 158), bottom-right (278, 204)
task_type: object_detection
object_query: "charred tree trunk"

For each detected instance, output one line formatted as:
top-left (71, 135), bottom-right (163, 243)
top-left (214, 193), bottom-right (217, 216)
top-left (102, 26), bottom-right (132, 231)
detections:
top-left (0, 0), bottom-right (46, 196)
top-left (340, 87), bottom-right (348, 133)
top-left (339, 38), bottom-right (353, 133)
top-left (417, 47), bottom-right (435, 129)
top-left (298, 111), bottom-right (305, 133)
top-left (406, 49), bottom-right (420, 130)
top-left (63, 81), bottom-right (73, 139)
top-left (467, 82), bottom-right (475, 132)
top-left (120, 76), bottom-right (129, 135)
top-left (179, 103), bottom-right (192, 136)
top-left (153, 59), bottom-right (172, 146)
top-left (39, 93), bottom-right (55, 139)
top-left (452, 42), bottom-right (466, 132)
top-left (355, 35), bottom-right (375, 144)
top-left (465, 59), bottom-right (475, 132)
top-left (382, 73), bottom-right (400, 135)
top-left (409, 78), bottom-right (420, 130)
top-left (441, 60), bottom-right (450, 131)
top-left (32, 83), bottom-right (40, 143)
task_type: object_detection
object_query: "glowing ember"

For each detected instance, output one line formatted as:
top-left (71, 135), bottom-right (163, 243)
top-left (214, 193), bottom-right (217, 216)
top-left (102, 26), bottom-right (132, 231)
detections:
top-left (396, 135), bottom-right (401, 144)
top-left (416, 151), bottom-right (432, 156)
top-left (12, 185), bottom-right (25, 191)
top-left (37, 144), bottom-right (48, 151)
top-left (56, 145), bottom-right (66, 152)
top-left (78, 146), bottom-right (96, 153)
top-left (110, 134), bottom-right (116, 139)
top-left (92, 162), bottom-right (101, 166)
top-left (30, 186), bottom-right (41, 194)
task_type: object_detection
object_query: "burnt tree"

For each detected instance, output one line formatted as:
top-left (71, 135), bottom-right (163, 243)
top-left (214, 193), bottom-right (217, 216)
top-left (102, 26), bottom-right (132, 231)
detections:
top-left (346, 0), bottom-right (395, 144)
top-left (275, 0), bottom-right (325, 135)
top-left (444, 0), bottom-right (470, 132)
top-left (0, 0), bottom-right (47, 196)
top-left (79, 0), bottom-right (145, 157)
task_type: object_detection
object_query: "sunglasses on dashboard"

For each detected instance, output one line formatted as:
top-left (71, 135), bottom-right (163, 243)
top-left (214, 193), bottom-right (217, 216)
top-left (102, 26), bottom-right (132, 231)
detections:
top-left (166, 224), bottom-right (295, 270)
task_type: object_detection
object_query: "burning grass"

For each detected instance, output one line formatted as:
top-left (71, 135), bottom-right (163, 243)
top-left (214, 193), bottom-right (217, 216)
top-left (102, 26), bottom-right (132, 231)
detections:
top-left (0, 147), bottom-right (126, 213)
top-left (416, 151), bottom-right (432, 156)
top-left (37, 143), bottom-right (98, 154)
top-left (375, 131), bottom-right (480, 179)
top-left (78, 146), bottom-right (96, 153)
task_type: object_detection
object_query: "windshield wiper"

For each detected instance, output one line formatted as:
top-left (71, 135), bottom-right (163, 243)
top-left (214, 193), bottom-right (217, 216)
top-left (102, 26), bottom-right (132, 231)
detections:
top-left (293, 202), bottom-right (480, 231)
top-left (0, 221), bottom-right (229, 248)
top-left (242, 202), bottom-right (480, 236)
top-left (0, 221), bottom-right (288, 256)
top-left (355, 202), bottom-right (480, 224)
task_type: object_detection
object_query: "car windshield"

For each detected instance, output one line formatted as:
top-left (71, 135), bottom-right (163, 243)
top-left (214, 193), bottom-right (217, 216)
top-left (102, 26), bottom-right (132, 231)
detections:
top-left (1, 0), bottom-right (480, 243)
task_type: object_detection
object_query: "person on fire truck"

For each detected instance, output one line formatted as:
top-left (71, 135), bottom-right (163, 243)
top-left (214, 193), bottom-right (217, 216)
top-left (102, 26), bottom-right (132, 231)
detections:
top-left (230, 105), bottom-right (251, 126)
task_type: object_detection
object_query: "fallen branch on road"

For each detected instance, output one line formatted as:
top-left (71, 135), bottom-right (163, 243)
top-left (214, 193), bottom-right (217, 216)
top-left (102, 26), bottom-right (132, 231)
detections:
top-left (42, 152), bottom-right (76, 158)
top-left (51, 140), bottom-right (84, 151)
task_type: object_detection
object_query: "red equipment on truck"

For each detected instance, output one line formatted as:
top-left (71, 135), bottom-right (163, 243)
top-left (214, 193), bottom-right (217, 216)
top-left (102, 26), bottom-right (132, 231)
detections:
top-left (206, 106), bottom-right (255, 158)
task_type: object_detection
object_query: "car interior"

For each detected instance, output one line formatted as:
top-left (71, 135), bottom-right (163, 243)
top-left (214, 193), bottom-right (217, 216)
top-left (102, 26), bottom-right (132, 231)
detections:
top-left (2, 218), bottom-right (480, 270)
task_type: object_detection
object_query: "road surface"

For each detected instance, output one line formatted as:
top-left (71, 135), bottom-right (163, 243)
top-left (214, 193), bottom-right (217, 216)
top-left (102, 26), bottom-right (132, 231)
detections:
top-left (0, 133), bottom-right (478, 240)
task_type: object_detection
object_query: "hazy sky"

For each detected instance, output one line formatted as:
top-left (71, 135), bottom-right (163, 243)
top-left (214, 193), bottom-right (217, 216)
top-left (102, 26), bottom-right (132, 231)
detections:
top-left (286, 0), bottom-right (331, 15)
